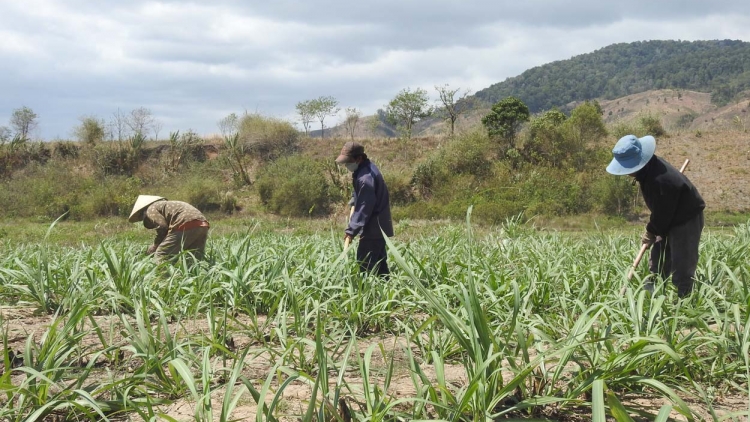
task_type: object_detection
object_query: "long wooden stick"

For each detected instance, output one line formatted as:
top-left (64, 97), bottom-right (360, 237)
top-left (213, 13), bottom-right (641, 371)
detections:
top-left (624, 158), bottom-right (690, 284)
top-left (343, 205), bottom-right (355, 249)
top-left (678, 159), bottom-right (690, 174)
top-left (627, 244), bottom-right (650, 280)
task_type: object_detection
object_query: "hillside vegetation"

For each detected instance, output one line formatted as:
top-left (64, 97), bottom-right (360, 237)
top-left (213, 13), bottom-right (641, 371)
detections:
top-left (3, 39), bottom-right (750, 228)
top-left (1, 97), bottom-right (748, 233)
top-left (324, 40), bottom-right (750, 140)
top-left (475, 40), bottom-right (750, 112)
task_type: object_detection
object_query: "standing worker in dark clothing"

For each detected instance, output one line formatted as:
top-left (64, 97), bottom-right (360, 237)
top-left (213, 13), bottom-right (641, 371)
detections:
top-left (336, 142), bottom-right (394, 276)
top-left (128, 195), bottom-right (210, 262)
top-left (607, 135), bottom-right (705, 297)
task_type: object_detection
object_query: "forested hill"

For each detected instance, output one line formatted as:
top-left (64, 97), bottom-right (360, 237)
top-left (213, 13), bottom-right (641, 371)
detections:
top-left (474, 40), bottom-right (750, 112)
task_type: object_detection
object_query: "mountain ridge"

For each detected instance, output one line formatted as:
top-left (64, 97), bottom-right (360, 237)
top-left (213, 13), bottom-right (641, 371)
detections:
top-left (474, 39), bottom-right (750, 112)
top-left (314, 40), bottom-right (750, 138)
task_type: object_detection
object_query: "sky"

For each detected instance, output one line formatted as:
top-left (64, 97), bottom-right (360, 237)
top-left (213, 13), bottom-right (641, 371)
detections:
top-left (1, 0), bottom-right (749, 140)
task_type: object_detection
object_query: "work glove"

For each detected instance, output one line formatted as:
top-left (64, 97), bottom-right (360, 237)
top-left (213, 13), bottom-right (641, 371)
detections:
top-left (641, 230), bottom-right (656, 248)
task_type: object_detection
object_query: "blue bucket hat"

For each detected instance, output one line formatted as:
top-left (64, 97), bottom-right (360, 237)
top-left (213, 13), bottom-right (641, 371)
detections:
top-left (606, 134), bottom-right (656, 175)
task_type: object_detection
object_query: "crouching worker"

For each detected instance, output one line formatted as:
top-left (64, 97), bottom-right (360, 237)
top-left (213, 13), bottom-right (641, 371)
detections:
top-left (128, 195), bottom-right (210, 262)
top-left (336, 142), bottom-right (394, 277)
top-left (606, 135), bottom-right (705, 298)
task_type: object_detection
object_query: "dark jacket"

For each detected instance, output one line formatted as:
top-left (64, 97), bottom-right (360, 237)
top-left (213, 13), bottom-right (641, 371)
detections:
top-left (346, 159), bottom-right (394, 239)
top-left (635, 156), bottom-right (705, 236)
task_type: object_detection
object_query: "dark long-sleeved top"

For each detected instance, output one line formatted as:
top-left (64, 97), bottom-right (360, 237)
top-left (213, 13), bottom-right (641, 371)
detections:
top-left (345, 159), bottom-right (394, 239)
top-left (635, 156), bottom-right (705, 236)
top-left (143, 200), bottom-right (207, 247)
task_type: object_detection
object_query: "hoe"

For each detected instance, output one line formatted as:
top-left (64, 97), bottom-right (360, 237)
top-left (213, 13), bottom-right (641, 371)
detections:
top-left (621, 158), bottom-right (690, 295)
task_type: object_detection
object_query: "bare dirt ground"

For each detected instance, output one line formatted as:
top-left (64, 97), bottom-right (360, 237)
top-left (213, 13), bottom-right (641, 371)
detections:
top-left (595, 89), bottom-right (749, 134)
top-left (2, 305), bottom-right (748, 421)
top-left (656, 131), bottom-right (749, 212)
top-left (599, 89), bottom-right (750, 211)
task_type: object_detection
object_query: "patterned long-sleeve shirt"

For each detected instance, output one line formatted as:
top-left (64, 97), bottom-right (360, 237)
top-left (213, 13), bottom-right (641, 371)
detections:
top-left (143, 200), bottom-right (207, 247)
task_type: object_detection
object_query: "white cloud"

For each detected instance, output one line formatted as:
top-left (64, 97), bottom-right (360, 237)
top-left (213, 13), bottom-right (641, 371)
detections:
top-left (0, 0), bottom-right (748, 138)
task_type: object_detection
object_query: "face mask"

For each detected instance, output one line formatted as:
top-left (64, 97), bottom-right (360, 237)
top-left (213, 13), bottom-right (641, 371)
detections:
top-left (345, 162), bottom-right (359, 172)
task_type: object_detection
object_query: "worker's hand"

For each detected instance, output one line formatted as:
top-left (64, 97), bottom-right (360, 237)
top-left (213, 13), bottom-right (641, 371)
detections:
top-left (344, 234), bottom-right (353, 245)
top-left (641, 230), bottom-right (656, 248)
top-left (146, 244), bottom-right (158, 255)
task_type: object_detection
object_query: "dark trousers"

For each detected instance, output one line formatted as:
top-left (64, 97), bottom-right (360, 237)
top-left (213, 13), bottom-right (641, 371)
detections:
top-left (649, 211), bottom-right (704, 297)
top-left (357, 238), bottom-right (389, 277)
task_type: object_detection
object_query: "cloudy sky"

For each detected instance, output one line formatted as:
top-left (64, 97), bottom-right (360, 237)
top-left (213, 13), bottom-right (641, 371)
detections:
top-left (1, 0), bottom-right (749, 139)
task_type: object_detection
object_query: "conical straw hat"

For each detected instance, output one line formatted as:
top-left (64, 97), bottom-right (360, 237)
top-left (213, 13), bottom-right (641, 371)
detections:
top-left (128, 195), bottom-right (164, 223)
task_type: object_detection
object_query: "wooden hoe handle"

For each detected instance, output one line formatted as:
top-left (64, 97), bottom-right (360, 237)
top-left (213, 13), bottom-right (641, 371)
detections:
top-left (627, 244), bottom-right (650, 280)
top-left (343, 206), bottom-right (354, 248)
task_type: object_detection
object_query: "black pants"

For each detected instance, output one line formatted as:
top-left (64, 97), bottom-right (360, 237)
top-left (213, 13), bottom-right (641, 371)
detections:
top-left (649, 211), bottom-right (704, 297)
top-left (356, 238), bottom-right (389, 277)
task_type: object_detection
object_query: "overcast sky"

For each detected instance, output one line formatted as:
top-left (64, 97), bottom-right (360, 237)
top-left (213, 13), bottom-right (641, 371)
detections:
top-left (1, 0), bottom-right (749, 140)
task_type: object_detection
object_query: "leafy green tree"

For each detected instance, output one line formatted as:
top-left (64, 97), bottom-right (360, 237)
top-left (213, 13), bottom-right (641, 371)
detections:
top-left (565, 101), bottom-right (608, 146)
top-left (524, 109), bottom-right (567, 166)
top-left (295, 100), bottom-right (315, 137)
top-left (310, 96), bottom-right (339, 138)
top-left (481, 97), bottom-right (530, 150)
top-left (73, 116), bottom-right (106, 146)
top-left (10, 106), bottom-right (38, 139)
top-left (562, 101), bottom-right (608, 170)
top-left (385, 87), bottom-right (432, 139)
top-left (435, 84), bottom-right (472, 136)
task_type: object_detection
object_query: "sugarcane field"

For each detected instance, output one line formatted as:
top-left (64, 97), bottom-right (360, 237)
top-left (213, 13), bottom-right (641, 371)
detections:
top-left (3, 6), bottom-right (750, 420)
top-left (1, 211), bottom-right (749, 421)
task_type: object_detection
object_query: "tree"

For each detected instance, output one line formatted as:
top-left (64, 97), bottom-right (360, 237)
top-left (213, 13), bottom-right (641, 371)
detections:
top-left (152, 120), bottom-right (163, 141)
top-left (126, 107), bottom-right (155, 137)
top-left (562, 101), bottom-right (608, 170)
top-left (481, 97), bottom-right (530, 150)
top-left (343, 107), bottom-right (361, 140)
top-left (74, 116), bottom-right (106, 146)
top-left (524, 109), bottom-right (568, 166)
top-left (0, 126), bottom-right (10, 143)
top-left (435, 84), bottom-right (473, 136)
top-left (295, 100), bottom-right (315, 137)
top-left (10, 106), bottom-right (38, 139)
top-left (110, 109), bottom-right (130, 142)
top-left (565, 101), bottom-right (608, 145)
top-left (385, 87), bottom-right (432, 140)
top-left (218, 113), bottom-right (239, 137)
top-left (310, 96), bottom-right (339, 139)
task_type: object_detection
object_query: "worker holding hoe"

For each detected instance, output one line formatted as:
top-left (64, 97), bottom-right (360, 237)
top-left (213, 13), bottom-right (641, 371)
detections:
top-left (607, 134), bottom-right (705, 298)
top-left (336, 142), bottom-right (394, 277)
top-left (128, 195), bottom-right (210, 262)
